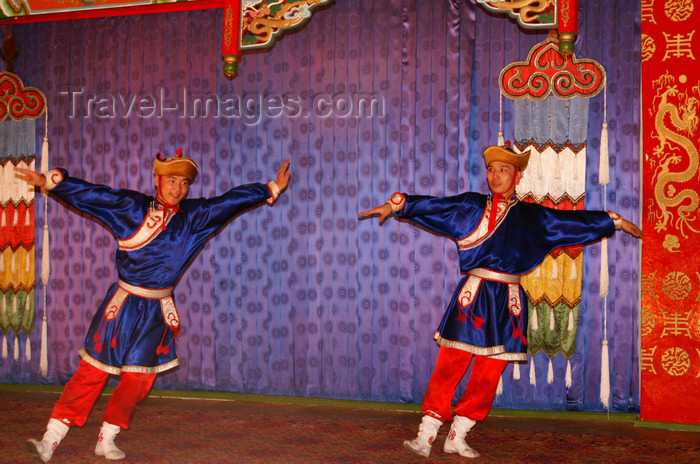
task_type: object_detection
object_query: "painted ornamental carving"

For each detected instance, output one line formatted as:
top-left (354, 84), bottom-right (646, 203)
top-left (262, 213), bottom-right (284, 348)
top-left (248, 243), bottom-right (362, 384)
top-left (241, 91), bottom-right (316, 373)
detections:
top-left (499, 38), bottom-right (606, 100)
top-left (0, 72), bottom-right (46, 122)
top-left (1, 0), bottom-right (333, 80)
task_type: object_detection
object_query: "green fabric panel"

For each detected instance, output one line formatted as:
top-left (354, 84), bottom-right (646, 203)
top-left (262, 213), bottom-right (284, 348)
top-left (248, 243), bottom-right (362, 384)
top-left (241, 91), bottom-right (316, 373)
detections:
top-left (0, 289), bottom-right (35, 335)
top-left (527, 300), bottom-right (579, 359)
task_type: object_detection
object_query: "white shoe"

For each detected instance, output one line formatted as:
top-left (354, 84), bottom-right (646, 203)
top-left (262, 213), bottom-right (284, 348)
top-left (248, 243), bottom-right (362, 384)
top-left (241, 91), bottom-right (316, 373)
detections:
top-left (444, 415), bottom-right (480, 458)
top-left (26, 438), bottom-right (54, 463)
top-left (95, 422), bottom-right (126, 460)
top-left (403, 415), bottom-right (443, 458)
top-left (27, 418), bottom-right (70, 463)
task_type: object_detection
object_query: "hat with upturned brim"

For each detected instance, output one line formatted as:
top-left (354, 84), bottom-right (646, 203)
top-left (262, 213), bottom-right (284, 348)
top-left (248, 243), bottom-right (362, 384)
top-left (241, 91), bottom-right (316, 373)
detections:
top-left (153, 148), bottom-right (198, 182)
top-left (483, 143), bottom-right (530, 172)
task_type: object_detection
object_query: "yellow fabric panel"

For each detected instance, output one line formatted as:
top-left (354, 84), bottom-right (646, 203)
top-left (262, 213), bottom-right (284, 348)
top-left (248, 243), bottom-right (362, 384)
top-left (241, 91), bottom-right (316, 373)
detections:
top-left (0, 246), bottom-right (35, 292)
top-left (521, 253), bottom-right (582, 308)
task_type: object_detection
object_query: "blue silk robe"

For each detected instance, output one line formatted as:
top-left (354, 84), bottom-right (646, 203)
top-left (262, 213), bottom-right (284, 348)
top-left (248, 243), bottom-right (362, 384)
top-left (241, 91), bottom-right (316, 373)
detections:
top-left (391, 191), bottom-right (616, 361)
top-left (46, 169), bottom-right (272, 374)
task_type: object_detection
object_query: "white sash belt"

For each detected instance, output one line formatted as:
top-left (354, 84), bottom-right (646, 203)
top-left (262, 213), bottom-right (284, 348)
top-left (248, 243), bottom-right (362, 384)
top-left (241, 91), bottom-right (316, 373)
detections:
top-left (458, 268), bottom-right (522, 317)
top-left (467, 267), bottom-right (520, 284)
top-left (103, 280), bottom-right (180, 331)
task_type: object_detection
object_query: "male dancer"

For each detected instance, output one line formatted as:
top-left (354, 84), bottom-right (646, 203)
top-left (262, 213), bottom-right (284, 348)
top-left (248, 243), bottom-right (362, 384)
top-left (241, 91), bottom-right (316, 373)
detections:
top-left (17, 150), bottom-right (290, 462)
top-left (359, 144), bottom-right (641, 459)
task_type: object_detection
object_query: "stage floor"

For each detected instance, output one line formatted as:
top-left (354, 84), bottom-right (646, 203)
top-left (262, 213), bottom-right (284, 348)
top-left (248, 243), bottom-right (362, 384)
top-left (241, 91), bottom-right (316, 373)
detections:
top-left (2, 389), bottom-right (699, 463)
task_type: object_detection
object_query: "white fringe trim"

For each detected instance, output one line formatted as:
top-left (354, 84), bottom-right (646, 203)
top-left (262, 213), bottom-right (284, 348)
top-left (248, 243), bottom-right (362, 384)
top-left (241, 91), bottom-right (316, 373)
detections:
top-left (532, 307), bottom-right (539, 330)
top-left (549, 307), bottom-right (556, 331)
top-left (568, 308), bottom-right (575, 331)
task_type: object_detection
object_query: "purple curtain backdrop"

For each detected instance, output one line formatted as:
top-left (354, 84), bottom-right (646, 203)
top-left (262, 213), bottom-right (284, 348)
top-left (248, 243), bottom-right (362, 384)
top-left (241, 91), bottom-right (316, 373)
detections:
top-left (0, 0), bottom-right (640, 413)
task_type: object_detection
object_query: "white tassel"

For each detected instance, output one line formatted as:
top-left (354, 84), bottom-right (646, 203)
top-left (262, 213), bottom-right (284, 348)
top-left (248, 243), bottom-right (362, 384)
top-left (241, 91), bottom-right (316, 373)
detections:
top-left (531, 306), bottom-right (539, 330)
top-left (1, 210), bottom-right (5, 227)
top-left (14, 335), bottom-right (19, 361)
top-left (41, 127), bottom-right (51, 376)
top-left (599, 123), bottom-right (610, 186)
top-left (600, 239), bottom-right (609, 298)
top-left (549, 307), bottom-right (556, 331)
top-left (42, 227), bottom-right (50, 286)
top-left (26, 253), bottom-right (30, 273)
top-left (2, 335), bottom-right (7, 359)
top-left (41, 227), bottom-right (50, 376)
top-left (565, 359), bottom-right (572, 388)
top-left (568, 308), bottom-right (575, 331)
top-left (600, 339), bottom-right (610, 409)
top-left (10, 254), bottom-right (15, 273)
top-left (498, 93), bottom-right (505, 146)
top-left (0, 254), bottom-right (3, 272)
top-left (26, 336), bottom-right (31, 361)
top-left (529, 357), bottom-right (537, 386)
top-left (547, 358), bottom-right (554, 384)
top-left (12, 294), bottom-right (17, 314)
top-left (513, 362), bottom-right (521, 380)
top-left (40, 315), bottom-right (48, 376)
top-left (25, 209), bottom-right (30, 226)
top-left (550, 260), bottom-right (558, 280)
top-left (42, 134), bottom-right (50, 172)
top-left (496, 374), bottom-right (503, 397)
top-left (569, 262), bottom-right (577, 280)
top-left (533, 266), bottom-right (541, 278)
top-left (599, 84), bottom-right (610, 186)
top-left (12, 210), bottom-right (18, 227)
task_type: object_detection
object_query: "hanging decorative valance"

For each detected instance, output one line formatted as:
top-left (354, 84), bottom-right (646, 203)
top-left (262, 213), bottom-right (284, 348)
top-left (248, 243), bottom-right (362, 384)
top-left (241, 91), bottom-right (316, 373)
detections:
top-left (0, 71), bottom-right (47, 371)
top-left (496, 36), bottom-right (611, 407)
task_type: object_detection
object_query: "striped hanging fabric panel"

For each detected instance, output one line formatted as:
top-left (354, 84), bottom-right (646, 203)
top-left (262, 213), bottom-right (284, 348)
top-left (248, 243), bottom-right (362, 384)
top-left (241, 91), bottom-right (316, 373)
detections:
top-left (0, 71), bottom-right (47, 361)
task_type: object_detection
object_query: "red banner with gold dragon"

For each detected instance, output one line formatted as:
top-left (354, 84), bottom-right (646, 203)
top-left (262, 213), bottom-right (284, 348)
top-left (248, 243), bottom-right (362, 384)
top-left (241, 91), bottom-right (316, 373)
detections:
top-left (640, 0), bottom-right (700, 425)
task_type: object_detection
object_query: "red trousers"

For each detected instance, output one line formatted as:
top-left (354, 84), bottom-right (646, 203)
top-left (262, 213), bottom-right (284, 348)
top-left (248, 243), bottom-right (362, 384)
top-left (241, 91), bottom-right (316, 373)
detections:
top-left (50, 360), bottom-right (156, 430)
top-left (422, 346), bottom-right (508, 423)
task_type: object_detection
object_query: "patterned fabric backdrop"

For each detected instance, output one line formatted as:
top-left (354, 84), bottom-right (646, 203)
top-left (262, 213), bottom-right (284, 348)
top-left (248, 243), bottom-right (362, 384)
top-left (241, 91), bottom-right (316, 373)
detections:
top-left (0, 0), bottom-right (640, 413)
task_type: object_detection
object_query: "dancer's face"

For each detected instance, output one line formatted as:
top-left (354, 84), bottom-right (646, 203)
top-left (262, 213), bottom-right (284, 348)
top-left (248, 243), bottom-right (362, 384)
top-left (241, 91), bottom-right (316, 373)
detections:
top-left (155, 175), bottom-right (190, 205)
top-left (486, 161), bottom-right (520, 197)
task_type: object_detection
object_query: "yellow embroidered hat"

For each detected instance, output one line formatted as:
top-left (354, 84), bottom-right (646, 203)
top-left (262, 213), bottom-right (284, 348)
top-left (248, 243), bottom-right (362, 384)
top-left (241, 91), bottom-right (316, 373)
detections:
top-left (483, 143), bottom-right (530, 172)
top-left (153, 148), bottom-right (198, 182)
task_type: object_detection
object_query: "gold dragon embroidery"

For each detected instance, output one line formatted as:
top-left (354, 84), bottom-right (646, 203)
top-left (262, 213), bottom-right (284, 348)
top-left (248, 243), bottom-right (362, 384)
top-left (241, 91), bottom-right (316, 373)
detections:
top-left (648, 72), bottom-right (700, 239)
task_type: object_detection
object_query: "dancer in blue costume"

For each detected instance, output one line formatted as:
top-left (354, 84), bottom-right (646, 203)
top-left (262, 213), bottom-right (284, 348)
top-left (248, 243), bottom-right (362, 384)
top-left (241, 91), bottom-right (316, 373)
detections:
top-left (17, 151), bottom-right (290, 462)
top-left (359, 144), bottom-right (641, 459)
